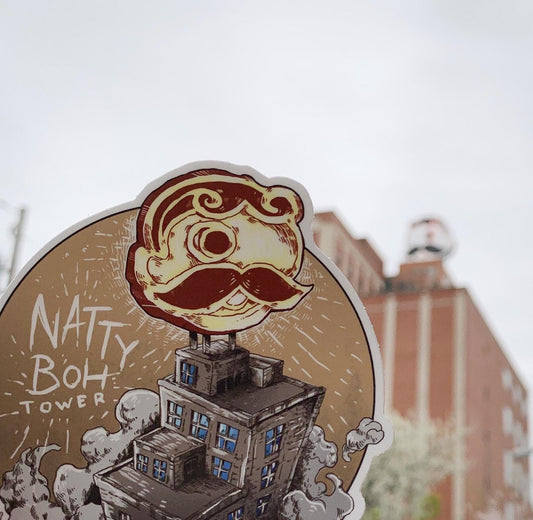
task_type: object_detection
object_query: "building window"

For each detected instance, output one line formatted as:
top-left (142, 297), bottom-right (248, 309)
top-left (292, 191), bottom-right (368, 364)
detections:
top-left (216, 422), bottom-right (239, 453)
top-left (227, 507), bottom-right (244, 520)
top-left (260, 461), bottom-right (278, 489)
top-left (256, 495), bottom-right (271, 517)
top-left (119, 513), bottom-right (131, 520)
top-left (181, 362), bottom-right (197, 386)
top-left (504, 502), bottom-right (515, 520)
top-left (136, 454), bottom-right (148, 473)
top-left (212, 456), bottom-right (232, 481)
top-left (502, 406), bottom-right (513, 435)
top-left (334, 240), bottom-right (344, 267)
top-left (503, 451), bottom-right (513, 487)
top-left (167, 401), bottom-right (184, 428)
top-left (153, 459), bottom-right (167, 482)
top-left (265, 424), bottom-right (284, 457)
top-left (191, 411), bottom-right (210, 440)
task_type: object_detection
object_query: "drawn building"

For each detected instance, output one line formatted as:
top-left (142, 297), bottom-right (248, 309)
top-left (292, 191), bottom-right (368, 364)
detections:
top-left (95, 334), bottom-right (325, 520)
top-left (313, 211), bottom-right (531, 520)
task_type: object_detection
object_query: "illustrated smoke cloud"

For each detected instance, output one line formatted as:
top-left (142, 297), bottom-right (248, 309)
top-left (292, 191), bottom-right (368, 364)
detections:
top-left (280, 426), bottom-right (354, 520)
top-left (342, 417), bottom-right (384, 462)
top-left (0, 444), bottom-right (64, 520)
top-left (0, 389), bottom-right (159, 520)
top-left (1, 395), bottom-right (380, 520)
top-left (0, 498), bottom-right (8, 519)
top-left (54, 389), bottom-right (159, 517)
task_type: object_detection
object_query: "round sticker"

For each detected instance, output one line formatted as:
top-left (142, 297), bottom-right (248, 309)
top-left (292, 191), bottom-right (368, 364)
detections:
top-left (0, 162), bottom-right (389, 520)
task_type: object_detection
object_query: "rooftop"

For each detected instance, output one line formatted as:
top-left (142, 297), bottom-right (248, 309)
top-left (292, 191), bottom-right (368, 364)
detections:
top-left (160, 374), bottom-right (324, 426)
top-left (183, 342), bottom-right (248, 359)
top-left (387, 259), bottom-right (454, 292)
top-left (211, 378), bottom-right (311, 414)
top-left (136, 427), bottom-right (203, 460)
top-left (314, 210), bottom-right (384, 276)
top-left (96, 461), bottom-right (245, 520)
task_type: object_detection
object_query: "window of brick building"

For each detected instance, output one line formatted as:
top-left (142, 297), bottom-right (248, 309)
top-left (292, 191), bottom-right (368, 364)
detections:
top-left (334, 241), bottom-right (344, 268)
top-left (347, 258), bottom-right (354, 281)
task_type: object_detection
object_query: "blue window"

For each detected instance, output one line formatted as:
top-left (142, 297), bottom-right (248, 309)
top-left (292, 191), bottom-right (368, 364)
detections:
top-left (216, 422), bottom-right (239, 453)
top-left (212, 456), bottom-right (232, 481)
top-left (256, 495), bottom-right (271, 517)
top-left (227, 507), bottom-right (244, 520)
top-left (260, 461), bottom-right (278, 489)
top-left (136, 454), bottom-right (148, 473)
top-left (265, 424), bottom-right (284, 457)
top-left (167, 401), bottom-right (184, 428)
top-left (191, 411), bottom-right (210, 440)
top-left (181, 362), bottom-right (197, 385)
top-left (153, 459), bottom-right (167, 482)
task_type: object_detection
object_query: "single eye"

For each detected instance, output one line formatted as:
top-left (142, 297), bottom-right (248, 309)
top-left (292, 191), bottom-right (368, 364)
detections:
top-left (187, 221), bottom-right (236, 263)
top-left (203, 230), bottom-right (232, 255)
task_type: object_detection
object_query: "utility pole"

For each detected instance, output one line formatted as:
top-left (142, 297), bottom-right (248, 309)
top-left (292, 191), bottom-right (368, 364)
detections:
top-left (8, 206), bottom-right (26, 283)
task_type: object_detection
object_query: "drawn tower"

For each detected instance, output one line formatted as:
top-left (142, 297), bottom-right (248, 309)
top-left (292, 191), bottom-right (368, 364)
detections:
top-left (95, 333), bottom-right (325, 519)
top-left (96, 169), bottom-right (326, 519)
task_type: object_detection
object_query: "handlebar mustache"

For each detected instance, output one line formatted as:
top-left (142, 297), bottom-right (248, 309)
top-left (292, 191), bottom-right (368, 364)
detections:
top-left (155, 266), bottom-right (309, 310)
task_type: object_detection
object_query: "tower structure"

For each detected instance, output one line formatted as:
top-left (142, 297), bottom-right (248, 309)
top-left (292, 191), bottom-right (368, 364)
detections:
top-left (312, 212), bottom-right (531, 520)
top-left (96, 334), bottom-right (325, 520)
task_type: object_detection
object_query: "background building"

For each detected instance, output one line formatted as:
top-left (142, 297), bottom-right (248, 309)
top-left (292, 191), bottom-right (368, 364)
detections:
top-left (313, 211), bottom-right (530, 520)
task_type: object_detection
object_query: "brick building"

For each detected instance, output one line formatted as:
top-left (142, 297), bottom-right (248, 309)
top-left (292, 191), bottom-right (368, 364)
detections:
top-left (312, 211), bottom-right (530, 520)
top-left (95, 334), bottom-right (325, 520)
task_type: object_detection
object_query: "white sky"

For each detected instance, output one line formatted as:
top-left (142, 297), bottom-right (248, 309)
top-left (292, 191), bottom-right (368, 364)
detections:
top-left (1, 1), bottom-right (533, 415)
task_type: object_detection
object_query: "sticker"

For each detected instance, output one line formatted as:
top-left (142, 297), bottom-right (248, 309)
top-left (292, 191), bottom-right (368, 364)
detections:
top-left (0, 162), bottom-right (390, 520)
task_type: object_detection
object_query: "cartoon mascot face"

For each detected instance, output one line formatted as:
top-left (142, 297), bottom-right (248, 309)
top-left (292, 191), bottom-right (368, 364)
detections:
top-left (126, 168), bottom-right (312, 334)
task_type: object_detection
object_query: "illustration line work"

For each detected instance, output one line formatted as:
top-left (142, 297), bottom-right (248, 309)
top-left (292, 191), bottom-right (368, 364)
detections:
top-left (0, 164), bottom-right (387, 520)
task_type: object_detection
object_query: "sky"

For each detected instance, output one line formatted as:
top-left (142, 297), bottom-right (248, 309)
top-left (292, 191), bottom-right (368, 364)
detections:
top-left (1, 1), bottom-right (532, 425)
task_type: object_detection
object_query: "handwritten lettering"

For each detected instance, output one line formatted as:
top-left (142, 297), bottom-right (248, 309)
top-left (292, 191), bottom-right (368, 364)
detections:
top-left (27, 354), bottom-right (110, 396)
top-left (28, 294), bottom-right (139, 365)
top-left (19, 392), bottom-right (105, 414)
top-left (30, 294), bottom-right (60, 351)
top-left (61, 294), bottom-right (85, 346)
top-left (23, 293), bottom-right (143, 415)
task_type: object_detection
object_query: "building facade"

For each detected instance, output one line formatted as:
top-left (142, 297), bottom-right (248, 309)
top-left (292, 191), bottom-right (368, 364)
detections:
top-left (95, 335), bottom-right (325, 520)
top-left (313, 212), bottom-right (531, 520)
top-left (311, 211), bottom-right (385, 297)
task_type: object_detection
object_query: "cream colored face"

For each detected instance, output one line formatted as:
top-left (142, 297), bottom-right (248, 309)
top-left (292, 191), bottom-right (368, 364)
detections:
top-left (126, 170), bottom-right (312, 333)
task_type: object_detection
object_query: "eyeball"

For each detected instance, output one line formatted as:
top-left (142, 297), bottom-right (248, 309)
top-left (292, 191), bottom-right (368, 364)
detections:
top-left (186, 221), bottom-right (237, 263)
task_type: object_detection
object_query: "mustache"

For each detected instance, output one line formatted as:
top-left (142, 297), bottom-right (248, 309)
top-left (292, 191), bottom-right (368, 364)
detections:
top-left (155, 266), bottom-right (309, 310)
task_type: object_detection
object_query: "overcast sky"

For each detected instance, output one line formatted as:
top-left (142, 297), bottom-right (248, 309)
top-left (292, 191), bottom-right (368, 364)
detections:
top-left (1, 1), bottom-right (532, 408)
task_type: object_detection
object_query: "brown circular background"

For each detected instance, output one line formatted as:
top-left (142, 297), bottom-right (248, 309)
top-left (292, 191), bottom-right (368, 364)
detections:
top-left (0, 208), bottom-right (375, 490)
